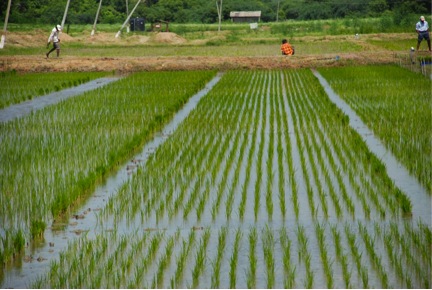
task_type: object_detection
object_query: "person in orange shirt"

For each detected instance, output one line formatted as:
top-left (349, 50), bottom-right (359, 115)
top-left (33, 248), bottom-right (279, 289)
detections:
top-left (281, 39), bottom-right (294, 55)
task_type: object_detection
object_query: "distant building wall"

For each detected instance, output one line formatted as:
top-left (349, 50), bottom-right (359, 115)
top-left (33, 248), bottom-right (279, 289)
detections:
top-left (230, 11), bottom-right (261, 23)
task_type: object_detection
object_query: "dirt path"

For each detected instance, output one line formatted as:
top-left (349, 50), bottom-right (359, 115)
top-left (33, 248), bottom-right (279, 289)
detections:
top-left (0, 30), bottom-right (410, 72)
top-left (0, 51), bottom-right (397, 73)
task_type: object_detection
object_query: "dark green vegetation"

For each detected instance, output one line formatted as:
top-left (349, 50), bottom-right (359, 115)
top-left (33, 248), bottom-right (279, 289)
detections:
top-left (1, 0), bottom-right (430, 24)
top-left (318, 65), bottom-right (432, 193)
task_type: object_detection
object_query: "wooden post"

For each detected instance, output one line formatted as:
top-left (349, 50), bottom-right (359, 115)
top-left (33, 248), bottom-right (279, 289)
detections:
top-left (91, 0), bottom-right (103, 36)
top-left (115, 0), bottom-right (143, 38)
top-left (216, 0), bottom-right (223, 32)
top-left (0, 0), bottom-right (12, 49)
top-left (61, 0), bottom-right (71, 30)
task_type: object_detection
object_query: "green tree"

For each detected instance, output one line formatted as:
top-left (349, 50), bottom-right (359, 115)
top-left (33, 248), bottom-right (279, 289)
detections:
top-left (369, 0), bottom-right (389, 16)
top-left (392, 0), bottom-right (425, 27)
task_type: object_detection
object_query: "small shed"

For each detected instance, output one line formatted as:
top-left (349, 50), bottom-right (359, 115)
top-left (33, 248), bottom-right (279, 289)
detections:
top-left (230, 11), bottom-right (261, 23)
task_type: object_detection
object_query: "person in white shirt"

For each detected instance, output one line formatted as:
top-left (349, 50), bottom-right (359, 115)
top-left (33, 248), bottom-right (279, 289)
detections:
top-left (415, 16), bottom-right (430, 51)
top-left (46, 25), bottom-right (62, 58)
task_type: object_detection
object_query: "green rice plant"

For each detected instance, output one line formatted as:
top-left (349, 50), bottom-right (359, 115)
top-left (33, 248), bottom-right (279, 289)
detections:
top-left (383, 227), bottom-right (408, 287)
top-left (304, 253), bottom-right (314, 289)
top-left (192, 229), bottom-right (210, 288)
top-left (319, 65), bottom-right (432, 193)
top-left (280, 227), bottom-right (295, 288)
top-left (358, 223), bottom-right (389, 288)
top-left (296, 224), bottom-right (309, 264)
top-left (30, 220), bottom-right (46, 239)
top-left (262, 226), bottom-right (275, 288)
top-left (0, 70), bottom-right (217, 264)
top-left (246, 228), bottom-right (258, 289)
top-left (292, 112), bottom-right (317, 219)
top-left (389, 222), bottom-right (432, 288)
top-left (265, 190), bottom-right (274, 220)
top-left (152, 236), bottom-right (175, 288)
top-left (229, 229), bottom-right (242, 289)
top-left (0, 71), bottom-right (109, 108)
top-left (171, 230), bottom-right (195, 288)
top-left (25, 69), bottom-right (431, 289)
top-left (211, 227), bottom-right (228, 288)
top-left (340, 254), bottom-right (352, 289)
top-left (315, 223), bottom-right (333, 288)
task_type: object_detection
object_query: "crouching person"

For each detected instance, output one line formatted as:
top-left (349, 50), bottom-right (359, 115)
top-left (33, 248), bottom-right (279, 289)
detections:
top-left (281, 39), bottom-right (294, 55)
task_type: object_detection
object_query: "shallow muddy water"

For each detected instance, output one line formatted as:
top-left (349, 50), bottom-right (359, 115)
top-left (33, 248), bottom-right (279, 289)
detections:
top-left (0, 73), bottom-right (223, 289)
top-left (0, 77), bottom-right (120, 123)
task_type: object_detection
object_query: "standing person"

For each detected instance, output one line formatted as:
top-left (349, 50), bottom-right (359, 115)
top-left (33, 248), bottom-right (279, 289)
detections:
top-left (46, 25), bottom-right (62, 58)
top-left (416, 16), bottom-right (431, 52)
top-left (281, 39), bottom-right (294, 55)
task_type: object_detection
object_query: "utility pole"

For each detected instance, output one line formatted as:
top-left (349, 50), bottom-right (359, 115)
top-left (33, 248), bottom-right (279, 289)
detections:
top-left (126, 0), bottom-right (130, 33)
top-left (91, 0), bottom-right (103, 36)
top-left (0, 0), bottom-right (12, 49)
top-left (115, 0), bottom-right (142, 38)
top-left (216, 0), bottom-right (223, 32)
top-left (61, 0), bottom-right (71, 30)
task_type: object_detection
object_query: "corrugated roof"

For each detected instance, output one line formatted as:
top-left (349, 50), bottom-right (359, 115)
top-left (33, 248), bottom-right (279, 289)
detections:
top-left (230, 11), bottom-right (261, 18)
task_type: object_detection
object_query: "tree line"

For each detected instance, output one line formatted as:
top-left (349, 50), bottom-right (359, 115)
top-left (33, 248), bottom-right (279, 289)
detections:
top-left (0, 0), bottom-right (430, 27)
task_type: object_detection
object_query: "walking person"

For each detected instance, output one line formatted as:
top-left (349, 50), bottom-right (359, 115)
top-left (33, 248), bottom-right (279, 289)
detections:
top-left (416, 16), bottom-right (431, 52)
top-left (46, 25), bottom-right (62, 58)
top-left (281, 39), bottom-right (294, 55)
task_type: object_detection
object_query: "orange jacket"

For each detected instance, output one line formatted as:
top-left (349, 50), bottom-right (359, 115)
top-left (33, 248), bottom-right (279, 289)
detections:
top-left (281, 43), bottom-right (293, 55)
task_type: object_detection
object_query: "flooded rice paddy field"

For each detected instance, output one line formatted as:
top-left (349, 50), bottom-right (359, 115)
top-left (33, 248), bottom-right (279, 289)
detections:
top-left (1, 68), bottom-right (431, 288)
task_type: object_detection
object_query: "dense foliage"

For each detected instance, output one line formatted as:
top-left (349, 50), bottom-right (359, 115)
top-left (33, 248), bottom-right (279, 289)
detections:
top-left (0, 0), bottom-right (430, 25)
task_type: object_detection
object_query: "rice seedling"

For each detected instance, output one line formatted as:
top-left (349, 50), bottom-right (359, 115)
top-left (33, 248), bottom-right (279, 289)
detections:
top-left (229, 229), bottom-right (242, 289)
top-left (262, 226), bottom-right (275, 288)
top-left (279, 227), bottom-right (295, 288)
top-left (152, 236), bottom-right (175, 288)
top-left (0, 70), bottom-right (217, 266)
top-left (358, 223), bottom-right (389, 288)
top-left (171, 239), bottom-right (189, 287)
top-left (0, 71), bottom-right (109, 108)
top-left (192, 229), bottom-right (210, 288)
top-left (319, 65), bottom-right (432, 193)
top-left (246, 228), bottom-right (258, 289)
top-left (15, 69), bottom-right (431, 289)
top-left (315, 223), bottom-right (333, 288)
top-left (211, 227), bottom-right (228, 288)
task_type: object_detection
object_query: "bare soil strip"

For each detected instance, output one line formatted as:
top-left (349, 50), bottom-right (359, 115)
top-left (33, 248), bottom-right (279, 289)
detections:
top-left (0, 51), bottom-right (397, 73)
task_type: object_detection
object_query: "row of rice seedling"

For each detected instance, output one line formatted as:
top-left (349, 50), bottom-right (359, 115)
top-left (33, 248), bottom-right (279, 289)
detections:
top-left (100, 69), bottom-right (412, 225)
top-left (285, 69), bottom-right (411, 219)
top-left (0, 70), bottom-right (109, 109)
top-left (29, 69), bottom-right (430, 287)
top-left (33, 221), bottom-right (431, 288)
top-left (0, 70), bottom-right (216, 270)
top-left (318, 65), bottom-right (432, 193)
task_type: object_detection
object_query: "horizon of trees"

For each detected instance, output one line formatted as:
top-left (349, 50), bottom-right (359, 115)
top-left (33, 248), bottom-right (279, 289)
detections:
top-left (0, 0), bottom-right (430, 27)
